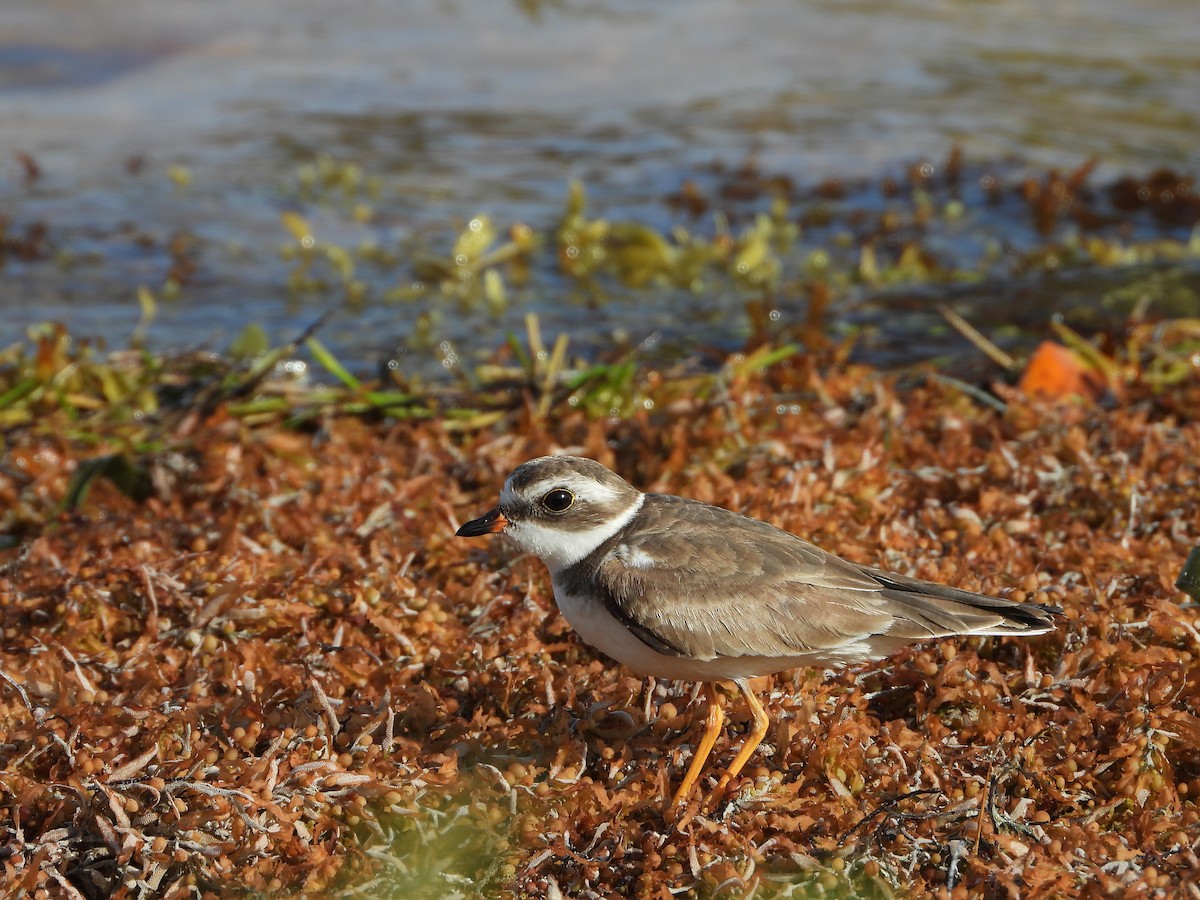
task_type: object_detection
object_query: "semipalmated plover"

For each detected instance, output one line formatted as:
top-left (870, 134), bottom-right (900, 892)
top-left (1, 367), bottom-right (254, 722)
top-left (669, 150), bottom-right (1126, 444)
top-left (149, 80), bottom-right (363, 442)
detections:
top-left (457, 455), bottom-right (1060, 810)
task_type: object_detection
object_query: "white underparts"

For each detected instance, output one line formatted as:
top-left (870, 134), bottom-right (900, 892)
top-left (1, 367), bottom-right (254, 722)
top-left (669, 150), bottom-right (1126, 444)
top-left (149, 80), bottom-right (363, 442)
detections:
top-left (553, 581), bottom-right (883, 679)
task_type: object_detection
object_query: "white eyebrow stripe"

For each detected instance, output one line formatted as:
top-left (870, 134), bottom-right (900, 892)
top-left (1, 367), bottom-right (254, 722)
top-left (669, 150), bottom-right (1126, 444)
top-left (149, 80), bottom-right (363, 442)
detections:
top-left (504, 472), bottom-right (625, 507)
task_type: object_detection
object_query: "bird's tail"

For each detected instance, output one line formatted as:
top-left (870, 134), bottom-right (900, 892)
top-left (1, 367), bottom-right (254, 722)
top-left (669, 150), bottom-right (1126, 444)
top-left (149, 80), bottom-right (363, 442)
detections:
top-left (863, 566), bottom-right (1063, 639)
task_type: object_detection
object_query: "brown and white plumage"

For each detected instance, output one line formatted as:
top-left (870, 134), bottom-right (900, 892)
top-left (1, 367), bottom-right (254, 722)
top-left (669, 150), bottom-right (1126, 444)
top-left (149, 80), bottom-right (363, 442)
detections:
top-left (457, 455), bottom-right (1061, 810)
top-left (560, 491), bottom-right (1056, 678)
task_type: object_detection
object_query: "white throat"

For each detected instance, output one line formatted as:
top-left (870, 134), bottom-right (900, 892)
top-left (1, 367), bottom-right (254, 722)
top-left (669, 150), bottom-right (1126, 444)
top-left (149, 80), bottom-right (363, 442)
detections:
top-left (505, 493), bottom-right (645, 574)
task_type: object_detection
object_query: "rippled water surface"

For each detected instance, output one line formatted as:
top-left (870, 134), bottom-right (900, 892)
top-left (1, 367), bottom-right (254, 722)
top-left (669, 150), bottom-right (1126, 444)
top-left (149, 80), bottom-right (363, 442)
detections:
top-left (1, 0), bottom-right (1198, 374)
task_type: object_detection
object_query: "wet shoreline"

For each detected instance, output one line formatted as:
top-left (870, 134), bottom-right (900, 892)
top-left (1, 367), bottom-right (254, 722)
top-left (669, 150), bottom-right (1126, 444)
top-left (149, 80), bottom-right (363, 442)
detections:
top-left (1, 0), bottom-right (1198, 375)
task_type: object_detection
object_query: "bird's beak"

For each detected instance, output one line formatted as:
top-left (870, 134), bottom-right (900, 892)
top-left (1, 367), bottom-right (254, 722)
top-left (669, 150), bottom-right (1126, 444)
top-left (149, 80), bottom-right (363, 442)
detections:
top-left (456, 506), bottom-right (508, 537)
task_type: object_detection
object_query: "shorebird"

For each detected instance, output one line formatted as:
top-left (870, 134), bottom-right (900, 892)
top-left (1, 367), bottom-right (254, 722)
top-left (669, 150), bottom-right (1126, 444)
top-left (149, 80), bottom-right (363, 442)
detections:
top-left (457, 456), bottom-right (1060, 810)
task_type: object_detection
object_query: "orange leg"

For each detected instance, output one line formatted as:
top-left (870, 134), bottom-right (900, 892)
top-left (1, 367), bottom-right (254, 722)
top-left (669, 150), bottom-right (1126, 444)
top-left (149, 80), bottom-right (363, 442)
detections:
top-left (670, 682), bottom-right (725, 808)
top-left (713, 678), bottom-right (770, 797)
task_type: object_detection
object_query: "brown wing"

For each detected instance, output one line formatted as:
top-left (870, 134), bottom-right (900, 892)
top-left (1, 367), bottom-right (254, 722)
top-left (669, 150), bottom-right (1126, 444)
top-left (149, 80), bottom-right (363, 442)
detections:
top-left (583, 494), bottom-right (1058, 662)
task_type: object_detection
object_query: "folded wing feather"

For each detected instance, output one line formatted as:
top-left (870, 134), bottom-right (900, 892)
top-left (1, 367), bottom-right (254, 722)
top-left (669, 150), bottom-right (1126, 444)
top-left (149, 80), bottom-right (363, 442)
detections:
top-left (587, 494), bottom-right (1058, 662)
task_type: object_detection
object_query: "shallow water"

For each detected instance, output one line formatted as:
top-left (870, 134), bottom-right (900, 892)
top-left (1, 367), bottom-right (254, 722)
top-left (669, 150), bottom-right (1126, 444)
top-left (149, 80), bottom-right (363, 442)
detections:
top-left (1, 0), bottom-right (1198, 375)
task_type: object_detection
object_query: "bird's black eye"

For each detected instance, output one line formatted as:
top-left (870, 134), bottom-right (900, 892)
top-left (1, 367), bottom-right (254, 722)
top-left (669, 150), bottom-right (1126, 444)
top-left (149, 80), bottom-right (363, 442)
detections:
top-left (541, 489), bottom-right (575, 512)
